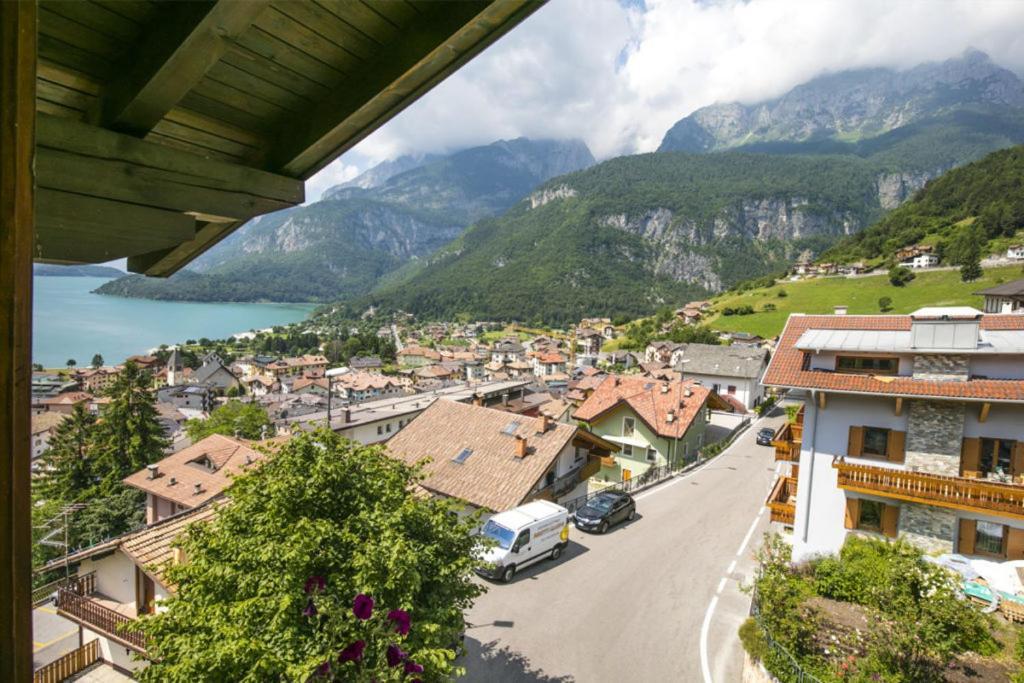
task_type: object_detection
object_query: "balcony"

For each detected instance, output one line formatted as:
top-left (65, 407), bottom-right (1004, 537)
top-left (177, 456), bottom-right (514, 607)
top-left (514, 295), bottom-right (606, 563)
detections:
top-left (771, 407), bottom-right (803, 462)
top-left (834, 461), bottom-right (1024, 520)
top-left (766, 476), bottom-right (797, 525)
top-left (55, 587), bottom-right (146, 652)
top-left (578, 456), bottom-right (602, 482)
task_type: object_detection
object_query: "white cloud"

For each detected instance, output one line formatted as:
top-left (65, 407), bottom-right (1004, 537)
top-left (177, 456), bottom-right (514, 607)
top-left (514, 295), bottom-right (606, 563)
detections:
top-left (306, 0), bottom-right (1024, 199)
top-left (303, 162), bottom-right (361, 204)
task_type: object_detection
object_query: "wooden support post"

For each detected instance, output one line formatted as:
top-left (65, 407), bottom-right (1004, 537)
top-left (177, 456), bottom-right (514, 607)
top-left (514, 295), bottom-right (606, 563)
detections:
top-left (818, 391), bottom-right (826, 409)
top-left (0, 1), bottom-right (36, 681)
top-left (979, 402), bottom-right (991, 423)
top-left (894, 396), bottom-right (903, 416)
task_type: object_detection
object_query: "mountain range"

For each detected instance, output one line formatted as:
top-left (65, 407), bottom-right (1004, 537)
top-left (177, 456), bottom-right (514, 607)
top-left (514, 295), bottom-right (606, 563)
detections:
top-left (99, 50), bottom-right (1024, 323)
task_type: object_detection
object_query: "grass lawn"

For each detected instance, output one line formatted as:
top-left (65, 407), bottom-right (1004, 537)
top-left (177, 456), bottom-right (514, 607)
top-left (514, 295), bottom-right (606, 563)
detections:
top-left (707, 264), bottom-right (1024, 339)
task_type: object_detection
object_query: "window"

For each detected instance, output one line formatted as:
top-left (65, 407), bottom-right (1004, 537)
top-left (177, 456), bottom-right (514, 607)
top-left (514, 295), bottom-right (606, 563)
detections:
top-left (376, 425), bottom-right (383, 435)
top-left (862, 427), bottom-right (890, 458)
top-left (836, 356), bottom-right (898, 375)
top-left (514, 529), bottom-right (530, 551)
top-left (727, 385), bottom-right (737, 395)
top-left (857, 500), bottom-right (884, 532)
top-left (976, 521), bottom-right (1005, 556)
top-left (622, 444), bottom-right (633, 458)
top-left (980, 438), bottom-right (1015, 477)
top-left (385, 423), bottom-right (392, 433)
top-left (712, 384), bottom-right (721, 393)
top-left (623, 417), bottom-right (635, 437)
top-left (545, 470), bottom-right (555, 486)
top-left (646, 448), bottom-right (657, 462)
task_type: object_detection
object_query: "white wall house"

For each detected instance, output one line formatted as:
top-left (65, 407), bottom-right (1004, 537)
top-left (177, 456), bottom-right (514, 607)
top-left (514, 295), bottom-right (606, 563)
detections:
top-left (670, 343), bottom-right (770, 411)
top-left (764, 308), bottom-right (1024, 563)
top-left (1008, 245), bottom-right (1024, 260)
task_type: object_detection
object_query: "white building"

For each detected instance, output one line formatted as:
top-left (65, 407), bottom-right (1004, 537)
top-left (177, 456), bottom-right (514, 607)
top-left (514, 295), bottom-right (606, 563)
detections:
top-left (976, 278), bottom-right (1024, 314)
top-left (904, 252), bottom-right (939, 269)
top-left (1008, 245), bottom-right (1024, 260)
top-left (763, 307), bottom-right (1024, 563)
top-left (671, 343), bottom-right (770, 411)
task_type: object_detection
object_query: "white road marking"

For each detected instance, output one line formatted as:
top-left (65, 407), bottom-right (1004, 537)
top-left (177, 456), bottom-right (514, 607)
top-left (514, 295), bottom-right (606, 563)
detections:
top-left (699, 594), bottom-right (719, 683)
top-left (727, 559), bottom-right (737, 575)
top-left (736, 513), bottom-right (761, 558)
top-left (716, 577), bottom-right (728, 594)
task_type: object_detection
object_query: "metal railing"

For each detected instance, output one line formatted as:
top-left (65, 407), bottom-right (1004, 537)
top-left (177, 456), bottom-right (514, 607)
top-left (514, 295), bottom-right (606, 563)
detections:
top-left (33, 639), bottom-right (99, 683)
top-left (55, 588), bottom-right (146, 651)
top-left (749, 588), bottom-right (825, 683)
top-left (835, 460), bottom-right (1024, 519)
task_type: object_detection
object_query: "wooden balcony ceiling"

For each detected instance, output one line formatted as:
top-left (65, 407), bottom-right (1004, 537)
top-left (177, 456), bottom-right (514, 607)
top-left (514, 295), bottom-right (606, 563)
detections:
top-left (35, 0), bottom-right (542, 276)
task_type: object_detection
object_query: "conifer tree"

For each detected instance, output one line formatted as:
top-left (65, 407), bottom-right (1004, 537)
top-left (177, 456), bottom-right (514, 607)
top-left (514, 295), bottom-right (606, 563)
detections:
top-left (37, 404), bottom-right (97, 503)
top-left (93, 361), bottom-right (169, 484)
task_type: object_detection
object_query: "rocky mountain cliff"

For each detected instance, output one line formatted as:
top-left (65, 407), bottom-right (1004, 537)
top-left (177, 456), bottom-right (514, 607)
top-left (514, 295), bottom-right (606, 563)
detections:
top-left (658, 50), bottom-right (1024, 154)
top-left (95, 138), bottom-right (594, 303)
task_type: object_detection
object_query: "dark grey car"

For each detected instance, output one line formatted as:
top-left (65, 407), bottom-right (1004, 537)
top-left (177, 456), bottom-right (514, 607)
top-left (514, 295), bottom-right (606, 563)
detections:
top-left (574, 491), bottom-right (636, 534)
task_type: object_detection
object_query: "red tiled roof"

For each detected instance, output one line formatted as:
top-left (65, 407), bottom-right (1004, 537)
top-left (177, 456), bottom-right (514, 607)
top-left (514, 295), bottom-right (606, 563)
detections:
top-left (763, 314), bottom-right (1024, 402)
top-left (573, 375), bottom-right (711, 439)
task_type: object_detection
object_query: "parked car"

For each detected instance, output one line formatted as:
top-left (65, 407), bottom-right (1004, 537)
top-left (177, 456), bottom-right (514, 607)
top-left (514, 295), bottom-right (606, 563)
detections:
top-left (476, 500), bottom-right (570, 583)
top-left (574, 491), bottom-right (636, 534)
top-left (756, 427), bottom-right (775, 446)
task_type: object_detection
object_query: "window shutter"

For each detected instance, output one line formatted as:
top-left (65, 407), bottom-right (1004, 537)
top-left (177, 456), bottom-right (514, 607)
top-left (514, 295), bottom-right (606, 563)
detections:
top-left (847, 427), bottom-right (864, 458)
top-left (1007, 527), bottom-right (1024, 560)
top-left (958, 518), bottom-right (976, 555)
top-left (1013, 443), bottom-right (1024, 483)
top-left (960, 438), bottom-right (981, 478)
top-left (844, 497), bottom-right (860, 530)
top-left (881, 505), bottom-right (899, 538)
top-left (887, 431), bottom-right (906, 463)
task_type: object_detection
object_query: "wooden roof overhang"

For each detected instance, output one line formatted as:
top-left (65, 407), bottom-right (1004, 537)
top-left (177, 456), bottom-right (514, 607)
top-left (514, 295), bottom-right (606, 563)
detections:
top-left (34, 0), bottom-right (544, 276)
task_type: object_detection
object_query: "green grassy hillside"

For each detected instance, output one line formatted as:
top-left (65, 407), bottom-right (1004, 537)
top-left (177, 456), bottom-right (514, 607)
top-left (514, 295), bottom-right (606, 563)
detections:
top-left (706, 264), bottom-right (1024, 339)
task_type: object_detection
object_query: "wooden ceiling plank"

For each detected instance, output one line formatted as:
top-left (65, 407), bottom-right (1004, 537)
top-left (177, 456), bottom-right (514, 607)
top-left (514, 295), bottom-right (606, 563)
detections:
top-left (142, 132), bottom-right (242, 164)
top-left (37, 62), bottom-right (101, 96)
top-left (38, 36), bottom-right (112, 81)
top-left (37, 114), bottom-right (302, 203)
top-left (274, 1), bottom-right (541, 178)
top-left (40, 0), bottom-right (141, 42)
top-left (190, 75), bottom-right (295, 121)
top-left (274, 1), bottom-right (379, 59)
top-left (315, 0), bottom-right (402, 45)
top-left (149, 119), bottom-right (261, 161)
top-left (206, 60), bottom-right (314, 112)
top-left (37, 79), bottom-right (94, 113)
top-left (368, 0), bottom-right (420, 27)
top-left (90, 0), bottom-right (157, 25)
top-left (178, 90), bottom-right (273, 136)
top-left (221, 43), bottom-right (330, 102)
top-left (37, 98), bottom-right (84, 120)
top-left (233, 26), bottom-right (347, 88)
top-left (102, 0), bottom-right (271, 135)
top-left (165, 107), bottom-right (265, 148)
top-left (38, 7), bottom-right (124, 60)
top-left (254, 8), bottom-right (363, 74)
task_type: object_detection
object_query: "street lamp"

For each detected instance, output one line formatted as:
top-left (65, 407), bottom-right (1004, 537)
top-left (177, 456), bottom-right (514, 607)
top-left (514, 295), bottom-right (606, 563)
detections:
top-left (325, 366), bottom-right (348, 428)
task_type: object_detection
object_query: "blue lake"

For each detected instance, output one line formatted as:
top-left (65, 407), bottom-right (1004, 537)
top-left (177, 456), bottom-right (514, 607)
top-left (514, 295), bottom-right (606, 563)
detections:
top-left (33, 276), bottom-right (315, 368)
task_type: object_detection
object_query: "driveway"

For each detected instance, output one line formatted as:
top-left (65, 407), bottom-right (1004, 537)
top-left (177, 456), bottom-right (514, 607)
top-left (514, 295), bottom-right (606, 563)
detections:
top-left (461, 408), bottom-right (787, 682)
top-left (33, 603), bottom-right (79, 669)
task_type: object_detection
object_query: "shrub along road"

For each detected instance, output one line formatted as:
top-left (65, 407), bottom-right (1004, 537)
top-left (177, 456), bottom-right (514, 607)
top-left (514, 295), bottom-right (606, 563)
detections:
top-left (461, 408), bottom-right (786, 682)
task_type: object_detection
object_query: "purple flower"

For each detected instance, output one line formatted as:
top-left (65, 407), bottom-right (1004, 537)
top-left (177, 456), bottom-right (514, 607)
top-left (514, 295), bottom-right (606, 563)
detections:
top-left (304, 575), bottom-right (326, 595)
top-left (338, 640), bottom-right (366, 663)
top-left (387, 609), bottom-right (411, 636)
top-left (386, 643), bottom-right (406, 667)
top-left (404, 660), bottom-right (424, 674)
top-left (302, 598), bottom-right (318, 618)
top-left (314, 660), bottom-right (331, 677)
top-left (353, 594), bottom-right (374, 620)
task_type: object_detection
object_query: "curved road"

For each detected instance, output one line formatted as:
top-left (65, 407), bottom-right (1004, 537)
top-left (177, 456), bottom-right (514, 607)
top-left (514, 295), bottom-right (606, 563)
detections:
top-left (461, 409), bottom-right (785, 682)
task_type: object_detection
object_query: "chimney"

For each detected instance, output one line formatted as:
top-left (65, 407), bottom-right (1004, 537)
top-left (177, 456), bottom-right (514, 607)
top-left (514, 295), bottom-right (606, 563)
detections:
top-left (193, 483), bottom-right (203, 496)
top-left (536, 414), bottom-right (550, 434)
top-left (683, 388), bottom-right (692, 398)
top-left (343, 407), bottom-right (351, 424)
top-left (168, 476), bottom-right (176, 486)
top-left (514, 435), bottom-right (528, 458)
top-left (502, 393), bottom-right (509, 406)
top-left (666, 409), bottom-right (675, 423)
top-left (612, 376), bottom-right (619, 387)
top-left (147, 464), bottom-right (159, 479)
top-left (834, 305), bottom-right (848, 316)
top-left (660, 383), bottom-right (669, 394)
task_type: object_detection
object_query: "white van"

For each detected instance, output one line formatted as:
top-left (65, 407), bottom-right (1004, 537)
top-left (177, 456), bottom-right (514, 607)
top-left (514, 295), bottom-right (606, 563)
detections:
top-left (476, 500), bottom-right (570, 582)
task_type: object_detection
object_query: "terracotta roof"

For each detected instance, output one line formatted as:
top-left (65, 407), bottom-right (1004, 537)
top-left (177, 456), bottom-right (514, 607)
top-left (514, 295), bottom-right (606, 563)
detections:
top-left (122, 434), bottom-right (263, 508)
top-left (763, 314), bottom-right (1024, 401)
top-left (398, 346), bottom-right (442, 360)
top-left (538, 352), bottom-right (566, 364)
top-left (386, 400), bottom-right (578, 511)
top-left (291, 377), bottom-right (329, 392)
top-left (42, 391), bottom-right (92, 406)
top-left (31, 411), bottom-right (66, 434)
top-left (336, 372), bottom-right (400, 391)
top-left (121, 504), bottom-right (218, 589)
top-left (573, 375), bottom-right (711, 439)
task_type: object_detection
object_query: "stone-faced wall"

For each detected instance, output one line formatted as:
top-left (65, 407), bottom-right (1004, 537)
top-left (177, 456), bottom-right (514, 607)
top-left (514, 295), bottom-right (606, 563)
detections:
top-left (912, 354), bottom-right (969, 381)
top-left (898, 502), bottom-right (956, 554)
top-left (905, 400), bottom-right (965, 475)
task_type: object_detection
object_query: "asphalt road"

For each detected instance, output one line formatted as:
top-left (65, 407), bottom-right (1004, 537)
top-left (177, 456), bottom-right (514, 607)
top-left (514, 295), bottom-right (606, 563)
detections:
top-left (461, 408), bottom-right (785, 682)
top-left (33, 603), bottom-right (79, 669)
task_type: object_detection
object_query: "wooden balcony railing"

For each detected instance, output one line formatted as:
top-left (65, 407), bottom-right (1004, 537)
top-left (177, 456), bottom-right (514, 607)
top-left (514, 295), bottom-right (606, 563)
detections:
top-left (771, 422), bottom-right (801, 462)
top-left (33, 639), bottom-right (99, 683)
top-left (55, 588), bottom-right (146, 652)
top-left (835, 461), bottom-right (1024, 520)
top-left (599, 455), bottom-right (617, 468)
top-left (766, 476), bottom-right (797, 525)
top-left (578, 457), bottom-right (602, 482)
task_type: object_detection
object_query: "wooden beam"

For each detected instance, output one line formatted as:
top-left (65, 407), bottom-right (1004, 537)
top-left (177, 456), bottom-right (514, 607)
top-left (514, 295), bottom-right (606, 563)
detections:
top-left (894, 397), bottom-right (903, 416)
top-left (128, 219), bottom-right (243, 277)
top-left (273, 0), bottom-right (544, 178)
top-left (35, 189), bottom-right (196, 264)
top-left (818, 391), bottom-right (827, 409)
top-left (101, 0), bottom-right (270, 135)
top-left (979, 402), bottom-right (991, 423)
top-left (0, 2), bottom-right (36, 680)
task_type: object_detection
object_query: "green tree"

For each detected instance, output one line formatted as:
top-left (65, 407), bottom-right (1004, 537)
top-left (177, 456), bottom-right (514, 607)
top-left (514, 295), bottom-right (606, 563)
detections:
top-left (135, 430), bottom-right (484, 682)
top-left (36, 404), bottom-right (97, 503)
top-left (93, 361), bottom-right (169, 483)
top-left (90, 354), bottom-right (104, 369)
top-left (878, 296), bottom-right (893, 312)
top-left (185, 401), bottom-right (272, 442)
top-left (66, 358), bottom-right (76, 369)
top-left (960, 243), bottom-right (983, 282)
top-left (888, 265), bottom-right (915, 287)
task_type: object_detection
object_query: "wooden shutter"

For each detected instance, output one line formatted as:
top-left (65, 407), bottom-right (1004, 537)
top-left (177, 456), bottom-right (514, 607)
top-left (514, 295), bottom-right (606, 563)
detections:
top-left (961, 438), bottom-right (981, 478)
top-left (881, 505), bottom-right (899, 538)
top-left (958, 518), bottom-right (977, 555)
top-left (1012, 442), bottom-right (1024, 483)
top-left (887, 430), bottom-right (906, 463)
top-left (844, 497), bottom-right (860, 530)
top-left (847, 426), bottom-right (864, 458)
top-left (1007, 527), bottom-right (1024, 560)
